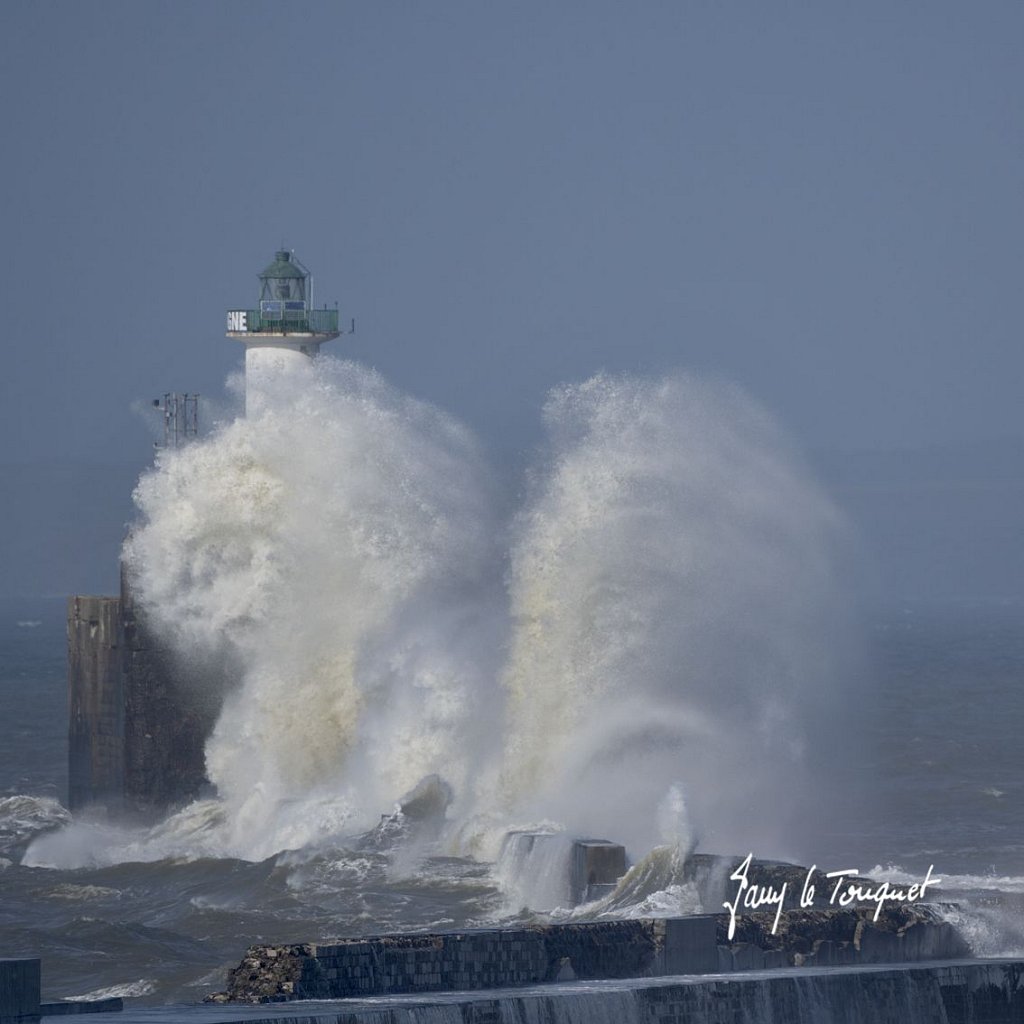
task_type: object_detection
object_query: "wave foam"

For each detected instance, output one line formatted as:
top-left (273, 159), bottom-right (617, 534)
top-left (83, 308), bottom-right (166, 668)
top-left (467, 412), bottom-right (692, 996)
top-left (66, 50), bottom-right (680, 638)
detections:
top-left (0, 795), bottom-right (71, 855)
top-left (37, 365), bottom-right (855, 873)
top-left (66, 979), bottom-right (156, 1001)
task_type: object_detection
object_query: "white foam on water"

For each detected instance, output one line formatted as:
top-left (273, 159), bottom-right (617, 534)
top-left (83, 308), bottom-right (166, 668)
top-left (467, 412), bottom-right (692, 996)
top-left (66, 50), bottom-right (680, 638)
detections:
top-left (867, 862), bottom-right (1024, 895)
top-left (0, 794), bottom-right (71, 854)
top-left (65, 979), bottom-right (156, 1001)
top-left (939, 902), bottom-right (1024, 958)
top-left (42, 883), bottom-right (121, 901)
top-left (494, 829), bottom-right (574, 913)
top-left (23, 799), bottom-right (229, 867)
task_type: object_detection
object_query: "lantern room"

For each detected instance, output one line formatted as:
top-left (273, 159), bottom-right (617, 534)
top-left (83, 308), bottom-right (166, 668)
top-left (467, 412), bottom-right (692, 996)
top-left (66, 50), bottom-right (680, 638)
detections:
top-left (259, 250), bottom-right (308, 320)
top-left (227, 248), bottom-right (341, 342)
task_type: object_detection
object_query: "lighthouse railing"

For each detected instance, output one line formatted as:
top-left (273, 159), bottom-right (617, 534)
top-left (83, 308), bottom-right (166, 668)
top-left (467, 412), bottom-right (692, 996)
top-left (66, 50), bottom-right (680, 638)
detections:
top-left (227, 308), bottom-right (340, 335)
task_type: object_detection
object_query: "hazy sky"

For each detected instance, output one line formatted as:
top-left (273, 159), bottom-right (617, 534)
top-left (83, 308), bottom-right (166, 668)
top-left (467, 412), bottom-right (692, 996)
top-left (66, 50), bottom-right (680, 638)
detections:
top-left (2, 2), bottom-right (1022, 599)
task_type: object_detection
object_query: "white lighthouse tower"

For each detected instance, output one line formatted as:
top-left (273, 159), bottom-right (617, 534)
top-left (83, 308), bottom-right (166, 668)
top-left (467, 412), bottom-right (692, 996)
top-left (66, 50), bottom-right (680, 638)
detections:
top-left (226, 249), bottom-right (343, 413)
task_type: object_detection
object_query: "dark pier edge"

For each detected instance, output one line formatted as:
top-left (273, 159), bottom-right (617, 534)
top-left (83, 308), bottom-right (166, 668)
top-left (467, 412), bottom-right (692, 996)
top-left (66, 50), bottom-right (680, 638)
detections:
top-left (67, 565), bottom-right (218, 815)
top-left (67, 596), bottom-right (123, 811)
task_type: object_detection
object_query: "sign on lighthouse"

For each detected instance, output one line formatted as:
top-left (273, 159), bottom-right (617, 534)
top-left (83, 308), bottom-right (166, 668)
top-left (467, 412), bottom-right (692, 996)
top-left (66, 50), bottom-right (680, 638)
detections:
top-left (227, 249), bottom-right (348, 413)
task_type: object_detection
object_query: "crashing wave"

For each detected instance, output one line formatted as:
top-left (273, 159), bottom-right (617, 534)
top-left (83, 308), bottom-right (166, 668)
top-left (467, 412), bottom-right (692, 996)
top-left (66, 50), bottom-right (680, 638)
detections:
top-left (0, 795), bottom-right (71, 857)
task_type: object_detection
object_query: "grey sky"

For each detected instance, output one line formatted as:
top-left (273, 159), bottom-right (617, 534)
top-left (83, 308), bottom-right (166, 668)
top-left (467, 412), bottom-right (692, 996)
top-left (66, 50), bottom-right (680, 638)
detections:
top-left (2, 2), bottom-right (1022, 600)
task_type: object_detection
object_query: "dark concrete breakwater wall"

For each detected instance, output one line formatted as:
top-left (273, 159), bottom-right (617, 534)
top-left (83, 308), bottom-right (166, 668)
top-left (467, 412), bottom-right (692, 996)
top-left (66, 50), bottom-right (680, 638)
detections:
top-left (67, 569), bottom-right (220, 814)
top-left (206, 961), bottom-right (1024, 1024)
top-left (210, 905), bottom-right (968, 1003)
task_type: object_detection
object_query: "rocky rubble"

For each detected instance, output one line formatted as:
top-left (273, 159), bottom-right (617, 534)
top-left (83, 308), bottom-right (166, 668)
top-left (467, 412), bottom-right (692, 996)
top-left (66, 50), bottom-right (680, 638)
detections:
top-left (204, 943), bottom-right (313, 1004)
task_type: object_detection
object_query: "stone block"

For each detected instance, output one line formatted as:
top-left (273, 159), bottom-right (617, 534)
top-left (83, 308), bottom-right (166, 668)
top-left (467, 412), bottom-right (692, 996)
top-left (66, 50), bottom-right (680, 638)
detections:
top-left (570, 840), bottom-right (626, 905)
top-left (814, 939), bottom-right (839, 965)
top-left (659, 915), bottom-right (719, 975)
top-left (730, 943), bottom-right (766, 971)
top-left (858, 925), bottom-right (901, 963)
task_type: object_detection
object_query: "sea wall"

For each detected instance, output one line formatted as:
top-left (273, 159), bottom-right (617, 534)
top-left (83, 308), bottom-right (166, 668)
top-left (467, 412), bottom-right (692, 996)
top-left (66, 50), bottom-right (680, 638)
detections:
top-left (210, 906), bottom-right (968, 1003)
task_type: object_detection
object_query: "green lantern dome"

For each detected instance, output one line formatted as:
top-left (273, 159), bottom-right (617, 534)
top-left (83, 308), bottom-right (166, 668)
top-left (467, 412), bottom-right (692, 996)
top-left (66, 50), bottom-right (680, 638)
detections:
top-left (226, 248), bottom-right (342, 342)
top-left (259, 250), bottom-right (307, 305)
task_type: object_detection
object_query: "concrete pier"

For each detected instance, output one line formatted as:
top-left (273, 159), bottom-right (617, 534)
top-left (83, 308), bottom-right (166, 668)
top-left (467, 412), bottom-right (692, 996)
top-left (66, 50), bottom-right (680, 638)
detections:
top-left (67, 599), bottom-right (124, 811)
top-left (209, 906), bottom-right (970, 1003)
top-left (67, 569), bottom-right (219, 814)
top-left (36, 960), bottom-right (1024, 1024)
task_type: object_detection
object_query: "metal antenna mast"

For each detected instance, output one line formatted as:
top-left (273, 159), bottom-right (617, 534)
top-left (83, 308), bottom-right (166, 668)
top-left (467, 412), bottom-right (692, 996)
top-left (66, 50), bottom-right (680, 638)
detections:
top-left (153, 393), bottom-right (199, 449)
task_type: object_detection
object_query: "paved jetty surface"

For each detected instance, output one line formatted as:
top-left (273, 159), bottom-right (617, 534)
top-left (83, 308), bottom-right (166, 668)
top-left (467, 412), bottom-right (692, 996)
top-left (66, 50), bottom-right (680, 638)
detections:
top-left (41, 958), bottom-right (1024, 1023)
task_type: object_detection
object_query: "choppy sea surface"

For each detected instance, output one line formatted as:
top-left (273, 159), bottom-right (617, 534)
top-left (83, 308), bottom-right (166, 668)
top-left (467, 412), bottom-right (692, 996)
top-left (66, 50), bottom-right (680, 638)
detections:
top-left (1, 595), bottom-right (1023, 1004)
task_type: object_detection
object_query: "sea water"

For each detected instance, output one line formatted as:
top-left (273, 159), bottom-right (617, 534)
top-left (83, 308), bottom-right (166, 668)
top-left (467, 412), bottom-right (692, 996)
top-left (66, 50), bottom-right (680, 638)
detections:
top-left (1, 361), bottom-right (1023, 1004)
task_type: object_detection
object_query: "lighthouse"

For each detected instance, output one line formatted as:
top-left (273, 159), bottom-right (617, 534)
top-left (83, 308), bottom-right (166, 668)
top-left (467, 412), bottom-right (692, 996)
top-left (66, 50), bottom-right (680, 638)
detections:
top-left (226, 249), bottom-right (343, 412)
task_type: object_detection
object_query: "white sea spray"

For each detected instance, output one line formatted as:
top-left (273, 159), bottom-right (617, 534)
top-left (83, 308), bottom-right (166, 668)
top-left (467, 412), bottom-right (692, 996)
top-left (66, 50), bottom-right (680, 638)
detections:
top-left (496, 373), bottom-right (851, 855)
top-left (121, 358), bottom-right (502, 859)
top-left (30, 363), bottom-right (853, 870)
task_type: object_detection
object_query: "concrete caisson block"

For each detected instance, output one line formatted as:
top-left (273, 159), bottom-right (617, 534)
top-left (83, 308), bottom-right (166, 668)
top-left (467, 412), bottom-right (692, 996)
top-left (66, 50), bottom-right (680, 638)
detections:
top-left (729, 943), bottom-right (766, 971)
top-left (658, 915), bottom-right (719, 975)
top-left (570, 840), bottom-right (626, 905)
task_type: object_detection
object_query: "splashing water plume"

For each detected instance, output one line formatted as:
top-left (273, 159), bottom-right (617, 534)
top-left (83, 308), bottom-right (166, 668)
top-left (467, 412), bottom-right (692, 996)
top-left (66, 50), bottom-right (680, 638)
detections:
top-left (497, 374), bottom-right (851, 856)
top-left (39, 359), bottom-right (854, 870)
top-left (123, 358), bottom-right (502, 859)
